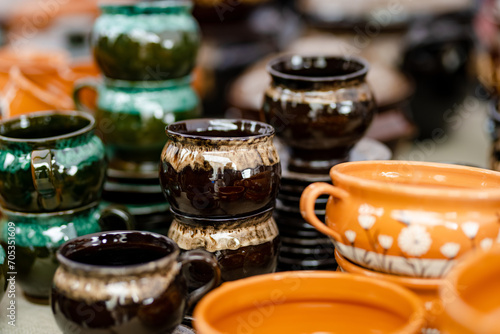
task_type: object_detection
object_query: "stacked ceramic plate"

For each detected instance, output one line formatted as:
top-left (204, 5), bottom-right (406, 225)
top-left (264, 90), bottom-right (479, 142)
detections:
top-left (275, 137), bottom-right (392, 271)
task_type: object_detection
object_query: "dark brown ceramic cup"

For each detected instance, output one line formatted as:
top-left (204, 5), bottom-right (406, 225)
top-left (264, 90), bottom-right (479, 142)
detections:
top-left (51, 231), bottom-right (220, 334)
top-left (160, 118), bottom-right (281, 217)
top-left (262, 55), bottom-right (376, 174)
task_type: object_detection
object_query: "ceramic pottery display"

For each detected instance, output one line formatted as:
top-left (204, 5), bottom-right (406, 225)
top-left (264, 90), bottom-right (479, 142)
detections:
top-left (193, 271), bottom-right (426, 334)
top-left (74, 76), bottom-right (200, 174)
top-left (160, 119), bottom-right (281, 217)
top-left (169, 207), bottom-right (280, 282)
top-left (439, 245), bottom-right (500, 334)
top-left (335, 249), bottom-right (443, 333)
top-left (262, 55), bottom-right (376, 174)
top-left (0, 202), bottom-right (133, 300)
top-left (301, 160), bottom-right (500, 278)
top-left (92, 0), bottom-right (200, 81)
top-left (51, 231), bottom-right (220, 334)
top-left (0, 110), bottom-right (106, 212)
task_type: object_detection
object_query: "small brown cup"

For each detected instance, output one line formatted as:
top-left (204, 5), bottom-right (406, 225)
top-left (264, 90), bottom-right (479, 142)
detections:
top-left (51, 230), bottom-right (221, 334)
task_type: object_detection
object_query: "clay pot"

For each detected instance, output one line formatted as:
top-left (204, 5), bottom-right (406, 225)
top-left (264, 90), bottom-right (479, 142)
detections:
top-left (261, 55), bottom-right (376, 174)
top-left (335, 249), bottom-right (443, 332)
top-left (300, 160), bottom-right (500, 278)
top-left (168, 207), bottom-right (280, 282)
top-left (193, 271), bottom-right (426, 334)
top-left (160, 119), bottom-right (281, 218)
top-left (439, 245), bottom-right (500, 334)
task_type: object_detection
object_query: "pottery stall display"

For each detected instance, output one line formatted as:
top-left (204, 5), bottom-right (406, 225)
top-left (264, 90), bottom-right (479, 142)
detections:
top-left (193, 271), bottom-right (426, 334)
top-left (301, 160), bottom-right (500, 279)
top-left (72, 0), bottom-right (203, 231)
top-left (439, 244), bottom-right (500, 334)
top-left (51, 230), bottom-right (220, 334)
top-left (335, 250), bottom-right (444, 333)
top-left (160, 119), bottom-right (281, 281)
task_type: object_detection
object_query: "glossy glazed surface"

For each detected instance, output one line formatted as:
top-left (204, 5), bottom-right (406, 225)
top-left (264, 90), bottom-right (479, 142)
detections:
top-left (262, 55), bottom-right (376, 174)
top-left (51, 231), bottom-right (220, 334)
top-left (440, 245), bottom-right (500, 334)
top-left (160, 119), bottom-right (281, 217)
top-left (193, 271), bottom-right (425, 334)
top-left (0, 111), bottom-right (106, 212)
top-left (301, 160), bottom-right (500, 278)
top-left (92, 1), bottom-right (200, 81)
top-left (75, 77), bottom-right (200, 173)
top-left (0, 203), bottom-right (133, 299)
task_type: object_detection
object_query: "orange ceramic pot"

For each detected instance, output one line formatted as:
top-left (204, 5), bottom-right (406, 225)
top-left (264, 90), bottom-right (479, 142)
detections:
top-left (439, 245), bottom-right (500, 334)
top-left (193, 271), bottom-right (425, 334)
top-left (1, 67), bottom-right (74, 118)
top-left (335, 249), bottom-right (443, 332)
top-left (300, 160), bottom-right (500, 278)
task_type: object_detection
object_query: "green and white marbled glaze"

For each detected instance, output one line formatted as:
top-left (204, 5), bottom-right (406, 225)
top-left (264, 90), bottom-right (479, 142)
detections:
top-left (0, 112), bottom-right (107, 212)
top-left (94, 77), bottom-right (200, 169)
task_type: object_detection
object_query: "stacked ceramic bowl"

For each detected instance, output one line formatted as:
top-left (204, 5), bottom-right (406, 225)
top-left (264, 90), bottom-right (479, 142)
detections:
top-left (260, 54), bottom-right (392, 270)
top-left (301, 160), bottom-right (500, 332)
top-left (0, 111), bottom-right (133, 302)
top-left (74, 0), bottom-right (202, 231)
top-left (160, 118), bottom-right (282, 283)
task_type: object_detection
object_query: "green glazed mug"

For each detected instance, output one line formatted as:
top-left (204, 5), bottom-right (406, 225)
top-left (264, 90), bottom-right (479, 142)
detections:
top-left (74, 77), bottom-right (200, 174)
top-left (0, 110), bottom-right (107, 212)
top-left (92, 0), bottom-right (200, 81)
top-left (0, 202), bottom-right (134, 301)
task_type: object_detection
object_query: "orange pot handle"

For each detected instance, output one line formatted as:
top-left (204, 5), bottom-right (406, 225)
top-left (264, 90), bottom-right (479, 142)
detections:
top-left (300, 182), bottom-right (349, 243)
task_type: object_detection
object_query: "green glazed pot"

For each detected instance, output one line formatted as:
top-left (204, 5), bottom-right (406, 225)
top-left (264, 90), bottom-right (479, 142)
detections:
top-left (92, 0), bottom-right (200, 81)
top-left (74, 77), bottom-right (200, 174)
top-left (0, 202), bottom-right (134, 300)
top-left (0, 111), bottom-right (107, 213)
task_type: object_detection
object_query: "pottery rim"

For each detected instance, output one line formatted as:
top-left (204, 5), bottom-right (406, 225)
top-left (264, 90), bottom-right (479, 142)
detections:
top-left (166, 118), bottom-right (275, 141)
top-left (56, 230), bottom-right (179, 277)
top-left (0, 109), bottom-right (95, 144)
top-left (335, 249), bottom-right (442, 291)
top-left (330, 160), bottom-right (500, 200)
top-left (193, 271), bottom-right (425, 334)
top-left (439, 245), bottom-right (500, 332)
top-left (99, 0), bottom-right (193, 12)
top-left (266, 54), bottom-right (369, 83)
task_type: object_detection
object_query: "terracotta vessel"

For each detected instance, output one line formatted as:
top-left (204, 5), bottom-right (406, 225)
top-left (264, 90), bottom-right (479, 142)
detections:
top-left (335, 249), bottom-right (443, 332)
top-left (439, 245), bottom-right (500, 334)
top-left (300, 160), bottom-right (500, 278)
top-left (160, 119), bottom-right (281, 217)
top-left (51, 231), bottom-right (221, 334)
top-left (193, 271), bottom-right (425, 334)
top-left (168, 207), bottom-right (280, 282)
top-left (261, 55), bottom-right (376, 174)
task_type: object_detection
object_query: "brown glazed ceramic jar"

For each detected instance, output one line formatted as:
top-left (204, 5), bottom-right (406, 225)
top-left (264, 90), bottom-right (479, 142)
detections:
top-left (168, 207), bottom-right (280, 282)
top-left (51, 231), bottom-right (220, 334)
top-left (262, 55), bottom-right (376, 174)
top-left (160, 119), bottom-right (281, 217)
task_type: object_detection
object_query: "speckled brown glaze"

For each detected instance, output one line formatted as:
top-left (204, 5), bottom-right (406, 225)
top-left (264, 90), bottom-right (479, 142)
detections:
top-left (261, 55), bottom-right (376, 174)
top-left (168, 208), bottom-right (280, 282)
top-left (51, 231), bottom-right (220, 334)
top-left (160, 119), bottom-right (281, 217)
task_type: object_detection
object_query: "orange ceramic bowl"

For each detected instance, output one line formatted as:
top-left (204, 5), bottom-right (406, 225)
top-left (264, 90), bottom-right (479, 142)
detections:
top-left (193, 271), bottom-right (425, 334)
top-left (335, 249), bottom-right (443, 332)
top-left (439, 245), bottom-right (500, 334)
top-left (300, 160), bottom-right (500, 278)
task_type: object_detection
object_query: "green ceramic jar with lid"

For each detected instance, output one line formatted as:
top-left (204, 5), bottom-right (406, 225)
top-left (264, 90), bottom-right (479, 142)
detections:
top-left (92, 0), bottom-right (200, 81)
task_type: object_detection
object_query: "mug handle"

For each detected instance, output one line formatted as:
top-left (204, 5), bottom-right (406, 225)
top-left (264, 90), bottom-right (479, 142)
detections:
top-left (98, 205), bottom-right (135, 231)
top-left (73, 77), bottom-right (99, 113)
top-left (31, 148), bottom-right (60, 211)
top-left (179, 250), bottom-right (221, 309)
top-left (300, 182), bottom-right (350, 243)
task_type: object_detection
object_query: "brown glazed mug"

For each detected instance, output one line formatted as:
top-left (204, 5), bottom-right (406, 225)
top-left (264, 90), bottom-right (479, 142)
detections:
top-left (51, 231), bottom-right (221, 334)
top-left (261, 55), bottom-right (376, 174)
top-left (160, 118), bottom-right (281, 217)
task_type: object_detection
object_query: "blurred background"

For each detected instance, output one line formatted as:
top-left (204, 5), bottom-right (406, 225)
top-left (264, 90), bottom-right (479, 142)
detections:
top-left (0, 0), bottom-right (498, 167)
